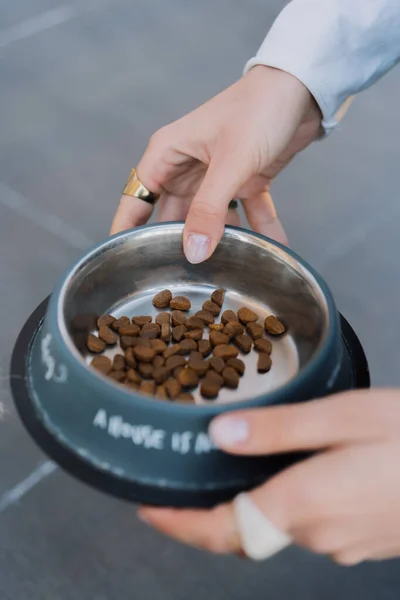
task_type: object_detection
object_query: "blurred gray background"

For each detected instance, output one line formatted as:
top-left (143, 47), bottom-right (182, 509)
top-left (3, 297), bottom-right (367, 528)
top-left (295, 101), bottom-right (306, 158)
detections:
top-left (1, 0), bottom-right (400, 598)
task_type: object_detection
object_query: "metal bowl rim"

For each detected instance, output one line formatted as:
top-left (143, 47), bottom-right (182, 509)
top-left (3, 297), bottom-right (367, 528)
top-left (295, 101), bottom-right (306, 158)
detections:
top-left (46, 222), bottom-right (340, 415)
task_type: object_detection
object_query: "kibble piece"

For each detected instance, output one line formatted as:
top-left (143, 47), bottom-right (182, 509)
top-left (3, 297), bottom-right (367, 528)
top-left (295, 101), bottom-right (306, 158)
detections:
top-left (165, 378), bottom-right (182, 400)
top-left (173, 366), bottom-right (185, 379)
top-left (184, 329), bottom-right (203, 341)
top-left (188, 354), bottom-right (209, 376)
top-left (201, 380), bottom-right (220, 399)
top-left (221, 310), bottom-right (237, 324)
top-left (98, 325), bottom-right (119, 345)
top-left (156, 312), bottom-right (170, 326)
top-left (118, 323), bottom-right (141, 337)
top-left (258, 352), bottom-right (272, 373)
top-left (112, 354), bottom-right (127, 371)
top-left (223, 321), bottom-right (244, 339)
top-left (265, 315), bottom-right (286, 336)
top-left (226, 357), bottom-right (245, 376)
top-left (205, 370), bottom-right (224, 387)
top-left (247, 322), bottom-right (264, 340)
top-left (109, 370), bottom-right (126, 382)
top-left (126, 369), bottom-right (142, 385)
top-left (209, 323), bottom-right (224, 332)
top-left (165, 355), bottom-right (187, 371)
top-left (254, 338), bottom-right (273, 354)
top-left (87, 334), bottom-right (106, 353)
top-left (91, 355), bottom-right (112, 375)
top-left (179, 339), bottom-right (197, 354)
top-left (140, 323), bottom-right (160, 340)
top-left (125, 347), bottom-right (137, 368)
top-left (178, 367), bottom-right (199, 389)
top-left (137, 363), bottom-right (154, 379)
top-left (202, 300), bottom-right (220, 316)
top-left (171, 310), bottom-right (187, 327)
top-left (211, 288), bottom-right (225, 307)
top-left (170, 296), bottom-right (191, 311)
top-left (153, 355), bottom-right (165, 369)
top-left (153, 366), bottom-right (171, 385)
top-left (198, 339), bottom-right (212, 357)
top-left (125, 382), bottom-right (139, 391)
top-left (209, 330), bottom-right (229, 347)
top-left (186, 316), bottom-right (205, 330)
top-left (152, 289), bottom-right (172, 309)
top-left (178, 393), bottom-right (195, 403)
top-left (164, 344), bottom-right (182, 359)
top-left (235, 334), bottom-right (252, 354)
top-left (189, 351), bottom-right (203, 362)
top-left (209, 356), bottom-right (225, 374)
top-left (112, 316), bottom-right (130, 331)
top-left (97, 314), bottom-right (116, 329)
top-left (133, 345), bottom-right (156, 363)
top-left (222, 366), bottom-right (240, 389)
top-left (150, 339), bottom-right (167, 354)
top-left (140, 380), bottom-right (156, 396)
top-left (213, 344), bottom-right (239, 359)
top-left (172, 325), bottom-right (187, 342)
top-left (132, 316), bottom-right (152, 326)
top-left (160, 323), bottom-right (171, 342)
top-left (195, 310), bottom-right (214, 325)
top-left (120, 335), bottom-right (139, 349)
top-left (156, 385), bottom-right (168, 399)
top-left (238, 307), bottom-right (259, 324)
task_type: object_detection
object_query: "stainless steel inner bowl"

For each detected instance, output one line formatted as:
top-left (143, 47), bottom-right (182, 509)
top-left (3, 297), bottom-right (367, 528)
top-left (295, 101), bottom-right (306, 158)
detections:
top-left (63, 223), bottom-right (331, 404)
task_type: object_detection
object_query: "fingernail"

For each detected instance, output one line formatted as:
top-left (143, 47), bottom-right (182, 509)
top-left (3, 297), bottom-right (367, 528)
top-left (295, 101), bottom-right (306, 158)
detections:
top-left (185, 233), bottom-right (210, 264)
top-left (209, 418), bottom-right (249, 447)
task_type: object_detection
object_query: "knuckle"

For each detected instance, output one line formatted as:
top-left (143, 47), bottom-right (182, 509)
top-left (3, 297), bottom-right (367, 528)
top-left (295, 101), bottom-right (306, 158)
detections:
top-left (148, 126), bottom-right (171, 150)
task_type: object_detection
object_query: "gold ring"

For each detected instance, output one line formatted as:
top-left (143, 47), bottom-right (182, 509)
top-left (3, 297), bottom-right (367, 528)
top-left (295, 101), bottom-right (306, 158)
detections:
top-left (123, 168), bottom-right (160, 205)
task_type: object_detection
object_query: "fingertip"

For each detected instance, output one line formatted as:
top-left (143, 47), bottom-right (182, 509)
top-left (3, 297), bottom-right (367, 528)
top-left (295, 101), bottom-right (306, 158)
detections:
top-left (184, 232), bottom-right (212, 264)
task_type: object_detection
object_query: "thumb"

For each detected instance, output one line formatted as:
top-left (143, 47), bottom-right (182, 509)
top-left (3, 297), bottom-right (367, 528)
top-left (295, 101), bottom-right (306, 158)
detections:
top-left (183, 149), bottom-right (254, 264)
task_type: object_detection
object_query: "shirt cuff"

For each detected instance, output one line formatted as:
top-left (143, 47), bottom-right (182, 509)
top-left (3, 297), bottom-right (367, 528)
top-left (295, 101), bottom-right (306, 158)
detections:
top-left (243, 0), bottom-right (400, 134)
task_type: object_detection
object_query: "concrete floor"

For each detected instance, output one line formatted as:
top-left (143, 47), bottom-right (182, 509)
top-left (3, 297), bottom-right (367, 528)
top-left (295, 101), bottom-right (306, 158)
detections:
top-left (1, 0), bottom-right (400, 598)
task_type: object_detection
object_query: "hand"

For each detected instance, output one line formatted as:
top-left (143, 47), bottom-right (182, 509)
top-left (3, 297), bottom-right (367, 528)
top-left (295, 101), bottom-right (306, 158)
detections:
top-left (138, 389), bottom-right (400, 565)
top-left (111, 66), bottom-right (322, 262)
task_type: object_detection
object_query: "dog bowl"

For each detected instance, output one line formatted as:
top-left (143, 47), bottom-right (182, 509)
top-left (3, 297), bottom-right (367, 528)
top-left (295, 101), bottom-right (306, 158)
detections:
top-left (10, 223), bottom-right (369, 507)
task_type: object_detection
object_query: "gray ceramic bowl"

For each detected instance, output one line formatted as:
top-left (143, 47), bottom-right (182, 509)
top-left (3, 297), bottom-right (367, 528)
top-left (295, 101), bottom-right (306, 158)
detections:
top-left (11, 223), bottom-right (369, 507)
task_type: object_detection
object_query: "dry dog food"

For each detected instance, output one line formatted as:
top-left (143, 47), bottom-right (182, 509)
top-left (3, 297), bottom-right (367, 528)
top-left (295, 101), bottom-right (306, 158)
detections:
top-left (223, 321), bottom-right (244, 339)
top-left (170, 296), bottom-right (191, 311)
top-left (202, 300), bottom-right (221, 316)
top-left (97, 314), bottom-right (116, 329)
top-left (237, 307), bottom-right (258, 324)
top-left (195, 310), bottom-right (214, 325)
top-left (88, 289), bottom-right (287, 403)
top-left (91, 355), bottom-right (112, 374)
top-left (246, 322), bottom-right (264, 340)
top-left (211, 288), bottom-right (225, 307)
top-left (258, 353), bottom-right (272, 373)
top-left (152, 289), bottom-right (172, 309)
top-left (98, 326), bottom-right (118, 345)
top-left (87, 334), bottom-right (106, 353)
top-left (171, 310), bottom-right (187, 327)
top-left (234, 334), bottom-right (252, 354)
top-left (111, 316), bottom-right (130, 331)
top-left (221, 310), bottom-right (237, 324)
top-left (265, 315), bottom-right (286, 335)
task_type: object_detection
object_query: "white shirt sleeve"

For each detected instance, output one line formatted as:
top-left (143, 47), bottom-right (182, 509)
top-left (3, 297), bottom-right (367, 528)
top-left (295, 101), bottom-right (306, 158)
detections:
top-left (244, 0), bottom-right (400, 132)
